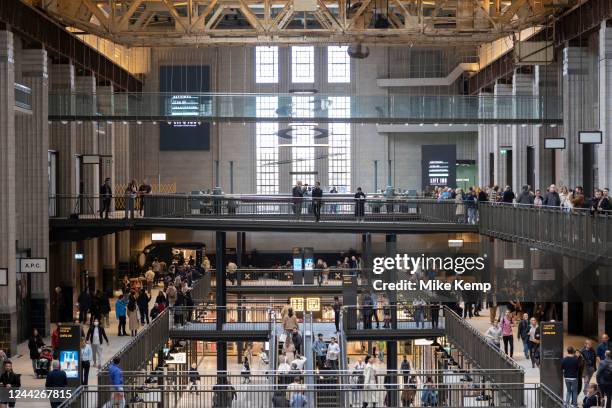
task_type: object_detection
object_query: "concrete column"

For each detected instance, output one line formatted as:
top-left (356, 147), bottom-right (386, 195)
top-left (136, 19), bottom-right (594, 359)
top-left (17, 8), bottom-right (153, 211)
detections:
top-left (75, 76), bottom-right (100, 287)
top-left (493, 82), bottom-right (513, 187)
top-left (478, 91), bottom-right (494, 187)
top-left (15, 48), bottom-right (50, 332)
top-left (0, 30), bottom-right (18, 353)
top-left (98, 86), bottom-right (116, 293)
top-left (560, 46), bottom-right (591, 188)
top-left (49, 64), bottom-right (76, 217)
top-left (599, 22), bottom-right (612, 188)
top-left (511, 72), bottom-right (534, 193)
top-left (533, 64), bottom-right (559, 189)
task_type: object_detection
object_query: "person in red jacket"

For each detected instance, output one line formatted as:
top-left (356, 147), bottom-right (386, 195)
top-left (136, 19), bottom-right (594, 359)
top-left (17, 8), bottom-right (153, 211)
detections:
top-left (51, 324), bottom-right (59, 360)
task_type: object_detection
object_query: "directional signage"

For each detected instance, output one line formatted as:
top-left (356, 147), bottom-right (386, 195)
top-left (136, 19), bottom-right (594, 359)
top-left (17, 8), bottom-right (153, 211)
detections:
top-left (19, 258), bottom-right (47, 273)
top-left (503, 259), bottom-right (524, 269)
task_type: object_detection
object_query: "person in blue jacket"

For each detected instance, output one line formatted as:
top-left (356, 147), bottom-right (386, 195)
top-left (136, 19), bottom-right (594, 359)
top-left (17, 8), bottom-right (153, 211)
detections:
top-left (108, 357), bottom-right (124, 408)
top-left (115, 295), bottom-right (128, 336)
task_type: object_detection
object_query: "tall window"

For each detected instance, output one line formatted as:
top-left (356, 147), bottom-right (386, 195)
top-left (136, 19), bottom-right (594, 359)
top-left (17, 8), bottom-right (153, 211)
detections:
top-left (256, 97), bottom-right (279, 194)
top-left (291, 46), bottom-right (315, 83)
top-left (291, 96), bottom-right (315, 186)
top-left (327, 46), bottom-right (351, 83)
top-left (328, 97), bottom-right (351, 192)
top-left (255, 46), bottom-right (279, 84)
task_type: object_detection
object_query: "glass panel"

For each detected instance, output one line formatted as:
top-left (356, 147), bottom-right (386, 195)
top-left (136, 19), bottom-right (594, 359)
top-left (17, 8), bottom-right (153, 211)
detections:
top-left (255, 46), bottom-right (279, 84)
top-left (327, 46), bottom-right (350, 83)
top-left (292, 46), bottom-right (315, 83)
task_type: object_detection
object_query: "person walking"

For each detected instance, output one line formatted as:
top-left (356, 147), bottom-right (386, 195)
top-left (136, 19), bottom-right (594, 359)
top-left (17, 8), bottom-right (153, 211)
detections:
top-left (311, 181), bottom-right (323, 222)
top-left (400, 355), bottom-right (411, 385)
top-left (582, 340), bottom-right (598, 395)
top-left (485, 319), bottom-right (502, 350)
top-left (99, 178), bottom-right (112, 219)
top-left (45, 360), bottom-right (67, 408)
top-left (137, 288), bottom-right (151, 325)
top-left (86, 318), bottom-right (109, 369)
top-left (333, 296), bottom-right (341, 332)
top-left (597, 350), bottom-right (612, 408)
top-left (127, 292), bottom-right (140, 336)
top-left (81, 339), bottom-right (92, 385)
top-left (500, 311), bottom-right (514, 358)
top-left (517, 313), bottom-right (531, 360)
top-left (77, 289), bottom-right (92, 324)
top-left (502, 185), bottom-right (515, 203)
top-left (98, 291), bottom-right (111, 328)
top-left (109, 357), bottom-right (125, 408)
top-left (115, 295), bottom-right (128, 336)
top-left (517, 185), bottom-right (534, 205)
top-left (27, 328), bottom-right (44, 376)
top-left (282, 308), bottom-right (299, 335)
top-left (528, 318), bottom-right (541, 368)
top-left (562, 346), bottom-right (580, 408)
top-left (362, 355), bottom-right (378, 408)
top-left (354, 187), bottom-right (366, 221)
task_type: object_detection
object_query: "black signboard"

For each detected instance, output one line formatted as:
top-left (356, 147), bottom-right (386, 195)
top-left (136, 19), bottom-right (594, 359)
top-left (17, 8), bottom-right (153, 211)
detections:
top-left (421, 145), bottom-right (457, 189)
top-left (57, 324), bottom-right (82, 387)
top-left (540, 321), bottom-right (564, 396)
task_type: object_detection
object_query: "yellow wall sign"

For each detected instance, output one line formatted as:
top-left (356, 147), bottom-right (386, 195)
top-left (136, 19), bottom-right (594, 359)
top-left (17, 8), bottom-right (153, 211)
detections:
top-left (290, 297), bottom-right (304, 312)
top-left (306, 297), bottom-right (320, 312)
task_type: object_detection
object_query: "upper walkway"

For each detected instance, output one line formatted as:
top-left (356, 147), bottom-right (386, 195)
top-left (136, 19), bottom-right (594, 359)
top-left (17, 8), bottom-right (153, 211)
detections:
top-left (49, 194), bottom-right (612, 262)
top-left (48, 92), bottom-right (563, 124)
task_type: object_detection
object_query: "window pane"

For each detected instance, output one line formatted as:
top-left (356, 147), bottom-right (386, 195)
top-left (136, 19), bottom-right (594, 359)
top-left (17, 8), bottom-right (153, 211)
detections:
top-left (292, 46), bottom-right (314, 83)
top-left (256, 97), bottom-right (279, 194)
top-left (327, 46), bottom-right (350, 83)
top-left (256, 46), bottom-right (278, 84)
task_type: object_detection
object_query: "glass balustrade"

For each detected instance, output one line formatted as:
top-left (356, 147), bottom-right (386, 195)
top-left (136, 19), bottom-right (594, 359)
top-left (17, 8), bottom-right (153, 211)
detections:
top-left (48, 92), bottom-right (563, 123)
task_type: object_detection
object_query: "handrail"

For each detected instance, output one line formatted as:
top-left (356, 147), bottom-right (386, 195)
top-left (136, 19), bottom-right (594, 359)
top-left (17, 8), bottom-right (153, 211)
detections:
top-left (443, 305), bottom-right (525, 405)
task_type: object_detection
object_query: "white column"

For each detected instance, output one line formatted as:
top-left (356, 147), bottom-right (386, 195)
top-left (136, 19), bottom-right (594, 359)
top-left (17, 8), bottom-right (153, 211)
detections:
top-left (478, 91), bottom-right (493, 187)
top-left (533, 64), bottom-right (560, 189)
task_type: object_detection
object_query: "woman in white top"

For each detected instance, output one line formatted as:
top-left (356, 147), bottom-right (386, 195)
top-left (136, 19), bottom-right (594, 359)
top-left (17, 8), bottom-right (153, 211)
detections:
top-left (81, 339), bottom-right (93, 385)
top-left (362, 355), bottom-right (380, 407)
top-left (560, 186), bottom-right (573, 212)
top-left (485, 319), bottom-right (503, 349)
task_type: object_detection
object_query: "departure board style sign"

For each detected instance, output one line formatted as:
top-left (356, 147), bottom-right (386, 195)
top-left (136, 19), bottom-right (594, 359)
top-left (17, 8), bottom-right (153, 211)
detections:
top-left (421, 145), bottom-right (457, 189)
top-left (540, 321), bottom-right (564, 396)
top-left (58, 324), bottom-right (82, 386)
top-left (159, 65), bottom-right (211, 151)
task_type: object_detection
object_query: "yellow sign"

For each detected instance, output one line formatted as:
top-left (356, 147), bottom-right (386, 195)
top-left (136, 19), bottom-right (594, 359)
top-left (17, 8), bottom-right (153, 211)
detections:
top-left (290, 297), bottom-right (304, 312)
top-left (306, 297), bottom-right (321, 312)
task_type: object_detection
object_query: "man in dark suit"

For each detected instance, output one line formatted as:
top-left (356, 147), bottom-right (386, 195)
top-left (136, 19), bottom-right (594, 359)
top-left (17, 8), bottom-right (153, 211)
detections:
top-left (45, 360), bottom-right (67, 408)
top-left (292, 181), bottom-right (304, 217)
top-left (311, 181), bottom-right (323, 222)
top-left (100, 178), bottom-right (113, 219)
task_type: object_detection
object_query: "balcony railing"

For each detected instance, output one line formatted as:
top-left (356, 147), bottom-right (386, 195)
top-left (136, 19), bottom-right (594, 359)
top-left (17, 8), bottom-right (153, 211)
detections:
top-left (58, 383), bottom-right (562, 408)
top-left (48, 92), bottom-right (563, 124)
top-left (48, 194), bottom-right (468, 224)
top-left (479, 202), bottom-right (612, 261)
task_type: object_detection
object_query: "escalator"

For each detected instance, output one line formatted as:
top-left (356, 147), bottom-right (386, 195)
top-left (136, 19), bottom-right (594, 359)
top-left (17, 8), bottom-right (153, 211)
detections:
top-left (313, 321), bottom-right (347, 408)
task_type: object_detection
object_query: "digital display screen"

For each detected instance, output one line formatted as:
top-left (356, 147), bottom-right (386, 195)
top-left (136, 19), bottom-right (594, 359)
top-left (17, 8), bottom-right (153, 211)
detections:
top-left (304, 258), bottom-right (314, 270)
top-left (59, 350), bottom-right (79, 379)
top-left (293, 258), bottom-right (303, 271)
top-left (421, 145), bottom-right (457, 189)
top-left (159, 65), bottom-right (211, 151)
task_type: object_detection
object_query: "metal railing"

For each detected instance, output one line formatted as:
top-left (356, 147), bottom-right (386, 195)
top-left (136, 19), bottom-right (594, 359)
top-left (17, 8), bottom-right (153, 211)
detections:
top-left (343, 304), bottom-right (446, 331)
top-left (479, 202), bottom-right (612, 261)
top-left (209, 267), bottom-right (360, 287)
top-left (58, 382), bottom-right (562, 408)
top-left (168, 305), bottom-right (274, 332)
top-left (49, 194), bottom-right (472, 224)
top-left (444, 306), bottom-right (525, 404)
top-left (97, 277), bottom-right (207, 385)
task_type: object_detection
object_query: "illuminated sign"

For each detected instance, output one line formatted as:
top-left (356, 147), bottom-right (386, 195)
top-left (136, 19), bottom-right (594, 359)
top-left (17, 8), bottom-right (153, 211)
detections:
top-left (306, 298), bottom-right (320, 312)
top-left (290, 297), bottom-right (304, 312)
top-left (59, 350), bottom-right (79, 379)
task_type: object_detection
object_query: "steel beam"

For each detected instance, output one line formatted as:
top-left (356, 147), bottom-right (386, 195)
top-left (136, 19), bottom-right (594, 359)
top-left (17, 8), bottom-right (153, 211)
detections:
top-left (0, 0), bottom-right (142, 91)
